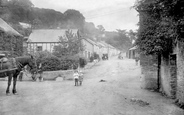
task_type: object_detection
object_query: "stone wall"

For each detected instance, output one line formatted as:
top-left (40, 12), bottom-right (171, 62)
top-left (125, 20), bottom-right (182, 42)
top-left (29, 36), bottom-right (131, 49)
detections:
top-left (160, 54), bottom-right (177, 98)
top-left (160, 55), bottom-right (171, 96)
top-left (140, 54), bottom-right (158, 90)
top-left (176, 42), bottom-right (184, 104)
top-left (169, 54), bottom-right (177, 98)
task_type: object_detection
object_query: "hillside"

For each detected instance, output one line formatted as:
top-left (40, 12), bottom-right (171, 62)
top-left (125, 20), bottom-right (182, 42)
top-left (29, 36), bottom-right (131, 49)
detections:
top-left (0, 0), bottom-right (135, 51)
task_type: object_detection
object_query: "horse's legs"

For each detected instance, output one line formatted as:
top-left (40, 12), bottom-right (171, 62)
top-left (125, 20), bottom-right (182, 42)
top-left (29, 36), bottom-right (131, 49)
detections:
top-left (12, 74), bottom-right (18, 94)
top-left (6, 74), bottom-right (13, 95)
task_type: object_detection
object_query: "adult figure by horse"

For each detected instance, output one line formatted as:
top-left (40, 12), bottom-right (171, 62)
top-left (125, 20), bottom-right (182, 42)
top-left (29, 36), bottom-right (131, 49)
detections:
top-left (0, 55), bottom-right (37, 95)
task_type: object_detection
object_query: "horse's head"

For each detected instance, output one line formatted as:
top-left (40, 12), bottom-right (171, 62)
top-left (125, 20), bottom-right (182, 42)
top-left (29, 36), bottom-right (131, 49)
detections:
top-left (27, 55), bottom-right (37, 70)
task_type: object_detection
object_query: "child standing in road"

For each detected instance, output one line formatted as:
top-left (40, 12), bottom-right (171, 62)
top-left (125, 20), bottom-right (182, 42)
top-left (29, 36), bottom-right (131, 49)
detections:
top-left (73, 70), bottom-right (79, 86)
top-left (78, 70), bottom-right (83, 86)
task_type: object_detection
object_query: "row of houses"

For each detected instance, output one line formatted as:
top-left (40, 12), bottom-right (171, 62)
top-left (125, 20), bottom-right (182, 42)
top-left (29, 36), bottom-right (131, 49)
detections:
top-left (26, 29), bottom-right (120, 60)
top-left (0, 18), bottom-right (120, 60)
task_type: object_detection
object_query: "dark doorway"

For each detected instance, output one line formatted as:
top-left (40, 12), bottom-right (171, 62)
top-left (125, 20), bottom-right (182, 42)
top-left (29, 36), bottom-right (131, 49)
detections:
top-left (170, 54), bottom-right (177, 98)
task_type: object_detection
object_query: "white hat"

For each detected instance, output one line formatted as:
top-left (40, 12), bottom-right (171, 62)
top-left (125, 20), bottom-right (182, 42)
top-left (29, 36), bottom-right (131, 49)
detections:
top-left (0, 54), bottom-right (5, 57)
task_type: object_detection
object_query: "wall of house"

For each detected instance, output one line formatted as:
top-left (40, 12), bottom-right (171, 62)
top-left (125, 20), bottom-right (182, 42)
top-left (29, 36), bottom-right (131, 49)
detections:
top-left (94, 45), bottom-right (99, 55)
top-left (176, 42), bottom-right (184, 104)
top-left (82, 39), bottom-right (93, 59)
top-left (140, 54), bottom-right (158, 90)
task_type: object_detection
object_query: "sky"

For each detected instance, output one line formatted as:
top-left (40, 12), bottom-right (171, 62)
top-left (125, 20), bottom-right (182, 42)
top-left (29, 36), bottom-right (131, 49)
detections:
top-left (31, 0), bottom-right (139, 31)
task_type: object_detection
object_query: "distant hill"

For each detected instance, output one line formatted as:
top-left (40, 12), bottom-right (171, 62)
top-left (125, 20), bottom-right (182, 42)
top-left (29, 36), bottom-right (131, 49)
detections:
top-left (0, 0), bottom-right (135, 51)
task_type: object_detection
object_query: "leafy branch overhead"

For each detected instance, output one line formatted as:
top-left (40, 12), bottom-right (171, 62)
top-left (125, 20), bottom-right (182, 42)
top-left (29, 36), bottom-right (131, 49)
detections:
top-left (134, 0), bottom-right (184, 55)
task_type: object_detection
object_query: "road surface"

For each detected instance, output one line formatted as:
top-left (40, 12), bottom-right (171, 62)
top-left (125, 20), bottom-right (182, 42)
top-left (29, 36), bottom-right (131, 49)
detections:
top-left (0, 57), bottom-right (183, 115)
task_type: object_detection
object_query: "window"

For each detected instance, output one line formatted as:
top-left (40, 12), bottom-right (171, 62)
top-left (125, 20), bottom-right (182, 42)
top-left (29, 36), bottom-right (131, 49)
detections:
top-left (37, 46), bottom-right (42, 51)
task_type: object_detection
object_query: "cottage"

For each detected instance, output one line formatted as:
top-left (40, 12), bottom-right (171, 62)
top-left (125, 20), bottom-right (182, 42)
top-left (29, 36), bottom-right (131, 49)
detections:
top-left (28, 29), bottom-right (79, 53)
top-left (81, 38), bottom-right (94, 59)
top-left (28, 29), bottom-right (97, 60)
top-left (127, 46), bottom-right (139, 59)
top-left (0, 18), bottom-right (23, 56)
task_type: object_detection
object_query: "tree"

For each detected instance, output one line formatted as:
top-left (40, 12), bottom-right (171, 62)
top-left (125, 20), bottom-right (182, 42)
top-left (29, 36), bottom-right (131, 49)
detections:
top-left (63, 9), bottom-right (85, 30)
top-left (8, 0), bottom-right (33, 7)
top-left (134, 0), bottom-right (183, 55)
top-left (128, 29), bottom-right (137, 43)
top-left (53, 30), bottom-right (83, 58)
top-left (96, 25), bottom-right (105, 40)
top-left (83, 22), bottom-right (98, 38)
top-left (104, 30), bottom-right (132, 51)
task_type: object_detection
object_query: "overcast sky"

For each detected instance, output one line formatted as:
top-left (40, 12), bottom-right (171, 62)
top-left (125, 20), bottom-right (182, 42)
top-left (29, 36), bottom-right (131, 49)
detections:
top-left (31, 0), bottom-right (139, 31)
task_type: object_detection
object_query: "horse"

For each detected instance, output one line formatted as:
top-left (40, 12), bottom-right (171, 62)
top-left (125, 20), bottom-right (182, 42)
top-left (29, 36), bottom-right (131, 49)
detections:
top-left (0, 55), bottom-right (36, 95)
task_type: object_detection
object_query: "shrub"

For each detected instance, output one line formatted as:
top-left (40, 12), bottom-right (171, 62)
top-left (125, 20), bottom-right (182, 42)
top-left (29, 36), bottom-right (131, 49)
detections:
top-left (90, 56), bottom-right (94, 62)
top-left (34, 51), bottom-right (61, 71)
top-left (93, 52), bottom-right (100, 60)
top-left (60, 59), bottom-right (77, 70)
top-left (59, 55), bottom-right (79, 70)
top-left (79, 57), bottom-right (87, 68)
top-left (35, 51), bottom-right (87, 71)
top-left (59, 55), bottom-right (87, 70)
top-left (41, 55), bottom-right (61, 71)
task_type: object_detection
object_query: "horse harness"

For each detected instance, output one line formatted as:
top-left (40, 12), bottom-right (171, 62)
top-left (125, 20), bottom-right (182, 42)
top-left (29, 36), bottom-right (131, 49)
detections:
top-left (0, 57), bottom-right (17, 71)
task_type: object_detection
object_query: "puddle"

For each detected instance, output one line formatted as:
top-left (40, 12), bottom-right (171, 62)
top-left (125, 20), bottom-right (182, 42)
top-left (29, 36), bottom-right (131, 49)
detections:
top-left (130, 98), bottom-right (150, 107)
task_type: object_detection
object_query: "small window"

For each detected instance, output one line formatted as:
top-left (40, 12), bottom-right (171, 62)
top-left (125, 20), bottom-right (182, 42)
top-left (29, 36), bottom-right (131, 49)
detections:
top-left (37, 46), bottom-right (42, 51)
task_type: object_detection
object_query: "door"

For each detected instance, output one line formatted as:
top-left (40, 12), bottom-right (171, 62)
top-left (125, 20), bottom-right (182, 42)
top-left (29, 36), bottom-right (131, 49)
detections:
top-left (170, 54), bottom-right (177, 98)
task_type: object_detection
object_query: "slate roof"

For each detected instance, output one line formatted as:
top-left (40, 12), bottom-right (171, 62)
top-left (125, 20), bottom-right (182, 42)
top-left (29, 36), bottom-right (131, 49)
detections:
top-left (0, 18), bottom-right (22, 36)
top-left (29, 29), bottom-right (79, 42)
top-left (129, 45), bottom-right (138, 50)
top-left (83, 38), bottom-right (97, 46)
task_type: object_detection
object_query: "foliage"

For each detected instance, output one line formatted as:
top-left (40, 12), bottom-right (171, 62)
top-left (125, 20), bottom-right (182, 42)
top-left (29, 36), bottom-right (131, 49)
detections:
top-left (34, 51), bottom-right (87, 71)
top-left (41, 55), bottom-right (61, 71)
top-left (63, 9), bottom-right (85, 31)
top-left (89, 56), bottom-right (94, 62)
top-left (60, 55), bottom-right (79, 70)
top-left (34, 50), bottom-right (52, 62)
top-left (134, 0), bottom-right (184, 55)
top-left (93, 52), bottom-right (100, 60)
top-left (104, 30), bottom-right (133, 51)
top-left (53, 29), bottom-right (83, 58)
top-left (0, 30), bottom-right (23, 56)
top-left (1, 0), bottom-right (125, 51)
top-left (0, 0), bottom-right (86, 30)
top-left (79, 57), bottom-right (87, 68)
top-left (34, 51), bottom-right (61, 71)
top-left (89, 52), bottom-right (100, 62)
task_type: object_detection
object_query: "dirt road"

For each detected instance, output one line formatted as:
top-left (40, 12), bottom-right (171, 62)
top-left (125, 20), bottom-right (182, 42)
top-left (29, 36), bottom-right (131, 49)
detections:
top-left (0, 57), bottom-right (183, 115)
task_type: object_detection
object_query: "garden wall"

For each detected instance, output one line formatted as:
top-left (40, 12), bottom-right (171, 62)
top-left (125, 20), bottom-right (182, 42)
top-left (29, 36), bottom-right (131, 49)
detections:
top-left (176, 42), bottom-right (184, 104)
top-left (140, 54), bottom-right (158, 90)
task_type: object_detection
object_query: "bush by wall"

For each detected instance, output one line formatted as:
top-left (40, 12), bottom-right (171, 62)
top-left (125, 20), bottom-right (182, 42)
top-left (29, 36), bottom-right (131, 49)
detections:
top-left (35, 51), bottom-right (87, 71)
top-left (35, 51), bottom-right (61, 71)
top-left (90, 56), bottom-right (94, 62)
top-left (93, 52), bottom-right (100, 60)
top-left (79, 57), bottom-right (87, 68)
top-left (41, 55), bottom-right (61, 71)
